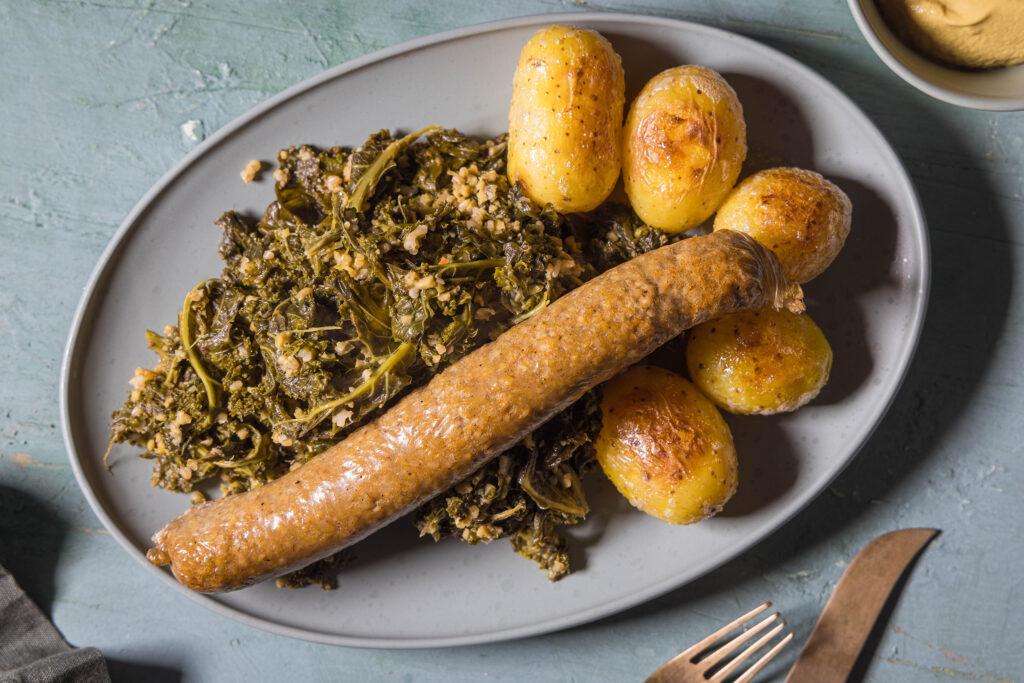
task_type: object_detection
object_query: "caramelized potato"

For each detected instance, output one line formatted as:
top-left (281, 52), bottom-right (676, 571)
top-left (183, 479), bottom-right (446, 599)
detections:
top-left (713, 167), bottom-right (852, 283)
top-left (507, 25), bottom-right (625, 213)
top-left (596, 365), bottom-right (738, 525)
top-left (622, 65), bottom-right (746, 232)
top-left (686, 308), bottom-right (832, 415)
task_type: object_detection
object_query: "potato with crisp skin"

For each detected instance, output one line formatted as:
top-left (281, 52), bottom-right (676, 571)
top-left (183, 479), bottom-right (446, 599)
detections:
top-left (686, 308), bottom-right (832, 415)
top-left (622, 65), bottom-right (747, 232)
top-left (596, 365), bottom-right (738, 525)
top-left (508, 25), bottom-right (625, 214)
top-left (713, 167), bottom-right (852, 283)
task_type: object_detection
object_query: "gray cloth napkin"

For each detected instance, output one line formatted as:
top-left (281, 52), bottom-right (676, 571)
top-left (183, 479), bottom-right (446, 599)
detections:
top-left (0, 565), bottom-right (109, 683)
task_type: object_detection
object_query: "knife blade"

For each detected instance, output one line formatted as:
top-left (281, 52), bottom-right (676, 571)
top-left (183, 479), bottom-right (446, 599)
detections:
top-left (785, 527), bottom-right (939, 683)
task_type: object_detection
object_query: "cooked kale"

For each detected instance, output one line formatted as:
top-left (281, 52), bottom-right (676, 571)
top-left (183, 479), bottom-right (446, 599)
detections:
top-left (109, 128), bottom-right (676, 586)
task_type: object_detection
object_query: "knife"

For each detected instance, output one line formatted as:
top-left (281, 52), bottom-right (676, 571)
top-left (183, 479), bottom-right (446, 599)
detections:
top-left (785, 527), bottom-right (939, 683)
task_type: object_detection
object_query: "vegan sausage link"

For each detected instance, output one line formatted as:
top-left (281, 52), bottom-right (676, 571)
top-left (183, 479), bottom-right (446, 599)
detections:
top-left (147, 229), bottom-right (803, 592)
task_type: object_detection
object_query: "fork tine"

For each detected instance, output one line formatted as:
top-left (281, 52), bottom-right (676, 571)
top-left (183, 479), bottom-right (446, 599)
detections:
top-left (699, 611), bottom-right (782, 670)
top-left (678, 602), bottom-right (773, 659)
top-left (645, 602), bottom-right (792, 683)
top-left (708, 620), bottom-right (789, 682)
top-left (731, 630), bottom-right (795, 683)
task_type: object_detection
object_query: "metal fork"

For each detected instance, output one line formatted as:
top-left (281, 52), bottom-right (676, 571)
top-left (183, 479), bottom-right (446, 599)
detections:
top-left (645, 602), bottom-right (794, 683)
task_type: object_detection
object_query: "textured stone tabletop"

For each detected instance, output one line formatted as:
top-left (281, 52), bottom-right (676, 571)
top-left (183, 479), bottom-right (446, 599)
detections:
top-left (1, 1), bottom-right (1022, 681)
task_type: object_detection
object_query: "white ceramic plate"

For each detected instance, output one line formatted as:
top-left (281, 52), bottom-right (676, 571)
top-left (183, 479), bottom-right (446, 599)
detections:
top-left (61, 13), bottom-right (928, 648)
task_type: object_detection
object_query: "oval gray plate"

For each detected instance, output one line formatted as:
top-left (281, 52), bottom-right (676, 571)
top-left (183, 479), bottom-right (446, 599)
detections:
top-left (61, 13), bottom-right (929, 648)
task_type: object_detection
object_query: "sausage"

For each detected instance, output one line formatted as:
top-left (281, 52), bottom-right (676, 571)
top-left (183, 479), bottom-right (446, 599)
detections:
top-left (146, 229), bottom-right (803, 592)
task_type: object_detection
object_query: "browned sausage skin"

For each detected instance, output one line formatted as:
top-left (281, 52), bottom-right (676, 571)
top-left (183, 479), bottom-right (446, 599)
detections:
top-left (146, 229), bottom-right (802, 592)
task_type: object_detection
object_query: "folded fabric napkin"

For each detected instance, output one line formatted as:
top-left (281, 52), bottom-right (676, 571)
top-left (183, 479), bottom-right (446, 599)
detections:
top-left (0, 564), bottom-right (109, 683)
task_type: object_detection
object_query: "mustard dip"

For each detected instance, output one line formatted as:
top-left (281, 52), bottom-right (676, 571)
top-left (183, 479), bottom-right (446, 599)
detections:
top-left (877, 0), bottom-right (1024, 68)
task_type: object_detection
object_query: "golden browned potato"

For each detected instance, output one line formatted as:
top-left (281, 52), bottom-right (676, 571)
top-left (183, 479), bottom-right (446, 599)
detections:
top-left (686, 308), bottom-right (832, 415)
top-left (596, 365), bottom-right (738, 525)
top-left (622, 65), bottom-right (746, 232)
top-left (713, 167), bottom-right (852, 283)
top-left (507, 25), bottom-right (625, 213)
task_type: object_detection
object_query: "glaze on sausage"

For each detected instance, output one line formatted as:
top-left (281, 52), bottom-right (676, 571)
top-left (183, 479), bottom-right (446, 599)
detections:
top-left (147, 229), bottom-right (802, 592)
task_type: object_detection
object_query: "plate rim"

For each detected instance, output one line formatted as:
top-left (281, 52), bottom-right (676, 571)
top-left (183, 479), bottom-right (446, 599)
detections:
top-left (60, 10), bottom-right (930, 649)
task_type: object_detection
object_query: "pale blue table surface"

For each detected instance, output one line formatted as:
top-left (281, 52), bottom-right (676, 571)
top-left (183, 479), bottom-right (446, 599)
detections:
top-left (2, 1), bottom-right (1022, 681)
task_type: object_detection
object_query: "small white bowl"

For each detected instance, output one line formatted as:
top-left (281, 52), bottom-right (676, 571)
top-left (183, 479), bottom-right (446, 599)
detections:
top-left (848, 0), bottom-right (1024, 110)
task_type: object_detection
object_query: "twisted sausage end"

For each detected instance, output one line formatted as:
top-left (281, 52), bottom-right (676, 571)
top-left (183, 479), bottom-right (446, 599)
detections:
top-left (780, 282), bottom-right (805, 314)
top-left (146, 547), bottom-right (170, 567)
top-left (718, 229), bottom-right (804, 314)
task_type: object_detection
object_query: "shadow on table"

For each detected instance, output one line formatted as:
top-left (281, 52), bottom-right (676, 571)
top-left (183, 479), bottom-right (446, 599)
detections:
top-left (689, 26), bottom-right (1013, 582)
top-left (105, 659), bottom-right (182, 683)
top-left (0, 486), bottom-right (184, 682)
top-left (845, 533), bottom-right (938, 683)
top-left (553, 21), bottom-right (1012, 676)
top-left (0, 485), bottom-right (66, 615)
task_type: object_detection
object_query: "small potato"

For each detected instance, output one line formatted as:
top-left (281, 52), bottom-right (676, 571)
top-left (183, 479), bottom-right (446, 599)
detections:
top-left (622, 65), bottom-right (746, 232)
top-left (596, 365), bottom-right (738, 525)
top-left (507, 25), bottom-right (625, 214)
top-left (686, 308), bottom-right (832, 415)
top-left (713, 167), bottom-right (852, 283)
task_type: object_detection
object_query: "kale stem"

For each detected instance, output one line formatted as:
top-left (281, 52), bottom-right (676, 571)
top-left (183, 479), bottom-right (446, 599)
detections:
top-left (350, 125), bottom-right (441, 212)
top-left (179, 283), bottom-right (222, 427)
top-left (284, 325), bottom-right (344, 336)
top-left (213, 431), bottom-right (268, 468)
top-left (304, 197), bottom-right (342, 268)
top-left (427, 258), bottom-right (504, 274)
top-left (101, 438), bottom-right (115, 473)
top-left (304, 224), bottom-right (341, 267)
top-left (517, 452), bottom-right (589, 516)
top-left (510, 288), bottom-right (551, 325)
top-left (275, 341), bottom-right (415, 428)
top-left (490, 500), bottom-right (526, 522)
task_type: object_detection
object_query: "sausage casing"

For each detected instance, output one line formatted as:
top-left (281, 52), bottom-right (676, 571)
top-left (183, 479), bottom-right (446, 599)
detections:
top-left (147, 229), bottom-right (802, 592)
